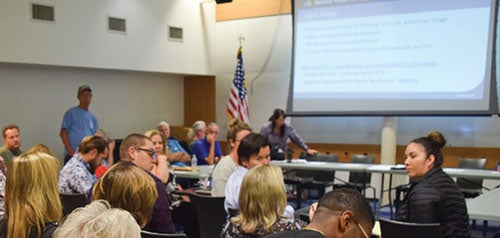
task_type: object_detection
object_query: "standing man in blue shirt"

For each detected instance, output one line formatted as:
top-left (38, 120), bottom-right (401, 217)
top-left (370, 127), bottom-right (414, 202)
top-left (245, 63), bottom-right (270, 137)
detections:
top-left (60, 85), bottom-right (99, 164)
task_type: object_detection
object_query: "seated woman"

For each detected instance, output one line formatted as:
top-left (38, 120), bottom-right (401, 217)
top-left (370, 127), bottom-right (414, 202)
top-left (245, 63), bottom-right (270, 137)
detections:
top-left (54, 200), bottom-right (140, 238)
top-left (396, 131), bottom-right (471, 238)
top-left (92, 161), bottom-right (157, 228)
top-left (221, 164), bottom-right (305, 237)
top-left (0, 151), bottom-right (62, 238)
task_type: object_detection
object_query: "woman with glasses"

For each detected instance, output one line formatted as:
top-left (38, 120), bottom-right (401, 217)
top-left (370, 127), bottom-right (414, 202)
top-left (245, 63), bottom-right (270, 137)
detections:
top-left (396, 132), bottom-right (470, 238)
top-left (221, 164), bottom-right (305, 237)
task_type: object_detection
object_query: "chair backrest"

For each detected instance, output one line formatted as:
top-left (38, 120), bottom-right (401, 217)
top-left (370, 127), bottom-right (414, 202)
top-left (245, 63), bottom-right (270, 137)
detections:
top-left (349, 154), bottom-right (375, 185)
top-left (379, 218), bottom-right (440, 238)
top-left (60, 193), bottom-right (89, 216)
top-left (313, 153), bottom-right (339, 182)
top-left (141, 230), bottom-right (187, 238)
top-left (456, 157), bottom-right (487, 194)
top-left (189, 193), bottom-right (226, 238)
top-left (297, 153), bottom-right (339, 181)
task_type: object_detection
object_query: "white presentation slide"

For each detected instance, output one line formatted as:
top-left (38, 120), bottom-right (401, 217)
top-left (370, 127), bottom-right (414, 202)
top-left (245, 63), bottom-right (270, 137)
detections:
top-left (290, 0), bottom-right (497, 114)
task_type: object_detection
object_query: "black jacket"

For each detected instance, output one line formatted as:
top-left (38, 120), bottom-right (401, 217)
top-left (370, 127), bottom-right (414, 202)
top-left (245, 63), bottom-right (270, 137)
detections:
top-left (397, 167), bottom-right (471, 238)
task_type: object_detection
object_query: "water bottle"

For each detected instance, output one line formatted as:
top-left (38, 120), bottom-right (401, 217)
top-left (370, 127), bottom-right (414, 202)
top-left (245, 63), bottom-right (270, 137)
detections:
top-left (191, 154), bottom-right (198, 171)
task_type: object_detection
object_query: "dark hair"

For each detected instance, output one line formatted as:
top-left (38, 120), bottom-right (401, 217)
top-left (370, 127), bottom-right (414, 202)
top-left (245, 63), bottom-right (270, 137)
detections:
top-left (268, 109), bottom-right (286, 137)
top-left (119, 134), bottom-right (150, 161)
top-left (237, 133), bottom-right (270, 166)
top-left (315, 188), bottom-right (374, 228)
top-left (409, 131), bottom-right (446, 167)
top-left (78, 136), bottom-right (109, 154)
top-left (2, 124), bottom-right (19, 138)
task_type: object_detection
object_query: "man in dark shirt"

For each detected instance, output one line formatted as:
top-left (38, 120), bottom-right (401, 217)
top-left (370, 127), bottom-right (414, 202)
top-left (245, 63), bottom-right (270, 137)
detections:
top-left (265, 188), bottom-right (374, 238)
top-left (119, 133), bottom-right (175, 233)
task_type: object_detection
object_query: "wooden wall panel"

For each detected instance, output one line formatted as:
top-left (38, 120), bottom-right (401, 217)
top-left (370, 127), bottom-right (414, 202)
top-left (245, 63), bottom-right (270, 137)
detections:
top-left (216, 0), bottom-right (291, 22)
top-left (184, 76), bottom-right (216, 127)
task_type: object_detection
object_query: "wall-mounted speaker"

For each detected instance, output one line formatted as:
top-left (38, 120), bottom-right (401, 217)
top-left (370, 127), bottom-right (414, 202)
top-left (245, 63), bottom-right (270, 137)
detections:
top-left (215, 0), bottom-right (232, 4)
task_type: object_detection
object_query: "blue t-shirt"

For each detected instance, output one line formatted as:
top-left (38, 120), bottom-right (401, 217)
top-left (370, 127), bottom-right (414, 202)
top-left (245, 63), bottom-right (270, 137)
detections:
top-left (191, 137), bottom-right (222, 165)
top-left (61, 106), bottom-right (98, 155)
top-left (168, 138), bottom-right (188, 154)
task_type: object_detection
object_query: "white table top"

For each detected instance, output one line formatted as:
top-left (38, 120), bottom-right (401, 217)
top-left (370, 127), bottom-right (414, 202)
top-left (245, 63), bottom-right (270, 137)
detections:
top-left (466, 188), bottom-right (500, 221)
top-left (172, 165), bottom-right (214, 179)
top-left (366, 164), bottom-right (500, 180)
top-left (271, 160), bottom-right (373, 172)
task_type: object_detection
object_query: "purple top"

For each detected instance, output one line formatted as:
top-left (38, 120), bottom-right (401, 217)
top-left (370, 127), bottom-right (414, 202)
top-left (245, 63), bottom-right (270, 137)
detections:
top-left (260, 122), bottom-right (309, 153)
top-left (142, 171), bottom-right (176, 233)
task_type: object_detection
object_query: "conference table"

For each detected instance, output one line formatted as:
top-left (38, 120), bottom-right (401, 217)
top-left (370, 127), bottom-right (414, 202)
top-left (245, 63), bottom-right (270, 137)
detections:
top-left (271, 160), bottom-right (500, 219)
top-left (172, 165), bottom-right (215, 179)
top-left (466, 188), bottom-right (500, 237)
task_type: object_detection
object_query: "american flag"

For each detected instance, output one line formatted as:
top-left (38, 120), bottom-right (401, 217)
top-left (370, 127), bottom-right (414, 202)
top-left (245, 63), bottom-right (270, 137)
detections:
top-left (226, 46), bottom-right (250, 124)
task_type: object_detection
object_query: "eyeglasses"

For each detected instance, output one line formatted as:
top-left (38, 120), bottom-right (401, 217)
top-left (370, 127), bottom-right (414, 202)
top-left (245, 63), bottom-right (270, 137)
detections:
top-left (340, 211), bottom-right (369, 238)
top-left (353, 216), bottom-right (369, 238)
top-left (136, 147), bottom-right (157, 160)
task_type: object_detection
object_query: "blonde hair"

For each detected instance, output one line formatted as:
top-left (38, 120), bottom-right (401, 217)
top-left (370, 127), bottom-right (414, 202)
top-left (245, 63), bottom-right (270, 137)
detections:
top-left (144, 129), bottom-right (166, 154)
top-left (25, 144), bottom-right (54, 156)
top-left (92, 162), bottom-right (157, 227)
top-left (53, 200), bottom-right (140, 238)
top-left (232, 164), bottom-right (286, 234)
top-left (5, 152), bottom-right (62, 238)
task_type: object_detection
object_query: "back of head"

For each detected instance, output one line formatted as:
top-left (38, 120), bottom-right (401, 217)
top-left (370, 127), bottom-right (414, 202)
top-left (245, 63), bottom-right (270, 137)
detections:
top-left (237, 133), bottom-right (270, 165)
top-left (54, 200), bottom-right (140, 238)
top-left (226, 119), bottom-right (251, 142)
top-left (313, 188), bottom-right (374, 229)
top-left (119, 133), bottom-right (149, 161)
top-left (410, 131), bottom-right (446, 167)
top-left (26, 144), bottom-right (54, 156)
top-left (234, 164), bottom-right (286, 233)
top-left (5, 151), bottom-right (62, 238)
top-left (78, 135), bottom-right (109, 154)
top-left (92, 161), bottom-right (158, 227)
top-left (94, 128), bottom-right (112, 144)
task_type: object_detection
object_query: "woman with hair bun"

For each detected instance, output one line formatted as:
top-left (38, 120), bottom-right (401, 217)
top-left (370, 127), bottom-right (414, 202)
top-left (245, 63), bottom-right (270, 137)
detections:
top-left (397, 131), bottom-right (470, 238)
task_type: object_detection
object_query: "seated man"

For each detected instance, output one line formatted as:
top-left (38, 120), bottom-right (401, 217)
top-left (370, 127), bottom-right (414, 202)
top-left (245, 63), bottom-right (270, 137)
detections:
top-left (119, 133), bottom-right (176, 234)
top-left (157, 121), bottom-right (190, 166)
top-left (224, 133), bottom-right (271, 215)
top-left (0, 124), bottom-right (23, 166)
top-left (58, 136), bottom-right (109, 196)
top-left (265, 188), bottom-right (375, 238)
top-left (191, 122), bottom-right (222, 165)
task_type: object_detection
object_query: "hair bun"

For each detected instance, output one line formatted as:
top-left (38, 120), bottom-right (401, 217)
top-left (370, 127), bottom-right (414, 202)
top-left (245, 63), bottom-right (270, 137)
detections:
top-left (427, 131), bottom-right (446, 148)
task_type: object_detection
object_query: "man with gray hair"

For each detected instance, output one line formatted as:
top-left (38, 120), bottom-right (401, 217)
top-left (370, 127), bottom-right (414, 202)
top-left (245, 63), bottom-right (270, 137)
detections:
top-left (156, 121), bottom-right (190, 166)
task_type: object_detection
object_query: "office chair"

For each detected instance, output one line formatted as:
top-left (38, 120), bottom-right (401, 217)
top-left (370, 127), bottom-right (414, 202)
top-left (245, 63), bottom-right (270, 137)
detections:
top-left (287, 152), bottom-right (338, 208)
top-left (140, 230), bottom-right (188, 238)
top-left (379, 218), bottom-right (440, 238)
top-left (59, 193), bottom-right (89, 216)
top-left (189, 193), bottom-right (226, 238)
top-left (334, 154), bottom-right (377, 203)
top-left (456, 157), bottom-right (487, 198)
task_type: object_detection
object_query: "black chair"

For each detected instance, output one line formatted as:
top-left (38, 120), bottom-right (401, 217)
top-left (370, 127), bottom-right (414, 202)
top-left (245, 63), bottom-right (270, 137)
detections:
top-left (189, 193), bottom-right (226, 238)
top-left (379, 218), bottom-right (440, 238)
top-left (286, 152), bottom-right (338, 208)
top-left (456, 157), bottom-right (487, 198)
top-left (141, 230), bottom-right (188, 238)
top-left (334, 154), bottom-right (377, 202)
top-left (59, 193), bottom-right (89, 216)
